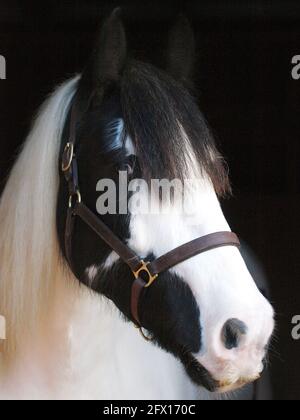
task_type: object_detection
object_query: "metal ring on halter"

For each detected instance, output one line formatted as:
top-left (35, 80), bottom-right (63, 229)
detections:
top-left (69, 190), bottom-right (82, 209)
top-left (62, 142), bottom-right (74, 172)
top-left (134, 324), bottom-right (154, 342)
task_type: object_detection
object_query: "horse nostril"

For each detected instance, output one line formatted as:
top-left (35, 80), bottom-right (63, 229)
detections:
top-left (221, 318), bottom-right (248, 350)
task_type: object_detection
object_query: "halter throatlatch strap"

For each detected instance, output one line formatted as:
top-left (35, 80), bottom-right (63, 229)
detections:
top-left (62, 100), bottom-right (241, 335)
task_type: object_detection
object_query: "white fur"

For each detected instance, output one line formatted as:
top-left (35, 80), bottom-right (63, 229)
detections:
top-left (0, 77), bottom-right (79, 355)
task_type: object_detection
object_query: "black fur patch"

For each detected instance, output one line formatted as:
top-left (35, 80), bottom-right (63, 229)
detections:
top-left (90, 260), bottom-right (202, 356)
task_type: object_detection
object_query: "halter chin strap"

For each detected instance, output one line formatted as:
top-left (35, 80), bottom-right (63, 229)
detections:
top-left (62, 100), bottom-right (241, 334)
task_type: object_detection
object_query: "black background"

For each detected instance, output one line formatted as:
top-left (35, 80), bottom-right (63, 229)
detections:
top-left (0, 0), bottom-right (299, 400)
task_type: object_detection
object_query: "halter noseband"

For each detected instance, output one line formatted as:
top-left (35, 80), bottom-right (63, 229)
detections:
top-left (61, 100), bottom-right (240, 338)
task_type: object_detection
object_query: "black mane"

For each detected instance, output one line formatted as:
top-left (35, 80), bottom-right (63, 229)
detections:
top-left (120, 60), bottom-right (231, 196)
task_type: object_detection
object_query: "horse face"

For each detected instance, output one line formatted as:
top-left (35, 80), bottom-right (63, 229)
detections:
top-left (125, 184), bottom-right (275, 392)
top-left (57, 10), bottom-right (274, 392)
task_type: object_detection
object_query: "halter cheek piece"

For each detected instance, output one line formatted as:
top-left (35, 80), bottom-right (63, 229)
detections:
top-left (62, 100), bottom-right (241, 340)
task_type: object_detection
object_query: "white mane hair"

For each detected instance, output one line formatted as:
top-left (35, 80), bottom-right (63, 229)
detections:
top-left (0, 77), bottom-right (79, 358)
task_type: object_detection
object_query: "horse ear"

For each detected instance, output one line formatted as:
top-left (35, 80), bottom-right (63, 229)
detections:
top-left (84, 8), bottom-right (127, 90)
top-left (166, 15), bottom-right (195, 86)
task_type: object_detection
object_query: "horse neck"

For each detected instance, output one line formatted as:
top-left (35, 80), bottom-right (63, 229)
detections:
top-left (1, 272), bottom-right (200, 400)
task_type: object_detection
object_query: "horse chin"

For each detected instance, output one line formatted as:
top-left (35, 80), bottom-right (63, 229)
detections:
top-left (180, 351), bottom-right (261, 394)
top-left (216, 374), bottom-right (261, 394)
top-left (198, 375), bottom-right (260, 395)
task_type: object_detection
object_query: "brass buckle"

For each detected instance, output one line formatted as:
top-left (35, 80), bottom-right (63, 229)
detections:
top-left (133, 260), bottom-right (158, 288)
top-left (62, 142), bottom-right (74, 172)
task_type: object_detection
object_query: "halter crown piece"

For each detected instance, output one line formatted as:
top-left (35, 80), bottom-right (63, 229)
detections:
top-left (61, 98), bottom-right (241, 340)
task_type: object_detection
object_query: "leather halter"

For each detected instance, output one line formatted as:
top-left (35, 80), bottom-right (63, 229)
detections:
top-left (62, 99), bottom-right (241, 336)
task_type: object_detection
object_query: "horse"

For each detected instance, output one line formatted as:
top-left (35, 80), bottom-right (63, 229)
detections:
top-left (0, 10), bottom-right (274, 400)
